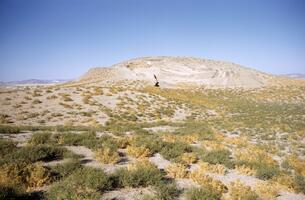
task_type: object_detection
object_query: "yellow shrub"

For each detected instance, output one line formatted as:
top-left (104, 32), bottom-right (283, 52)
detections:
top-left (165, 163), bottom-right (188, 178)
top-left (162, 134), bottom-right (178, 143)
top-left (198, 161), bottom-right (227, 175)
top-left (180, 134), bottom-right (199, 144)
top-left (181, 153), bottom-right (198, 165)
top-left (126, 145), bottom-right (152, 158)
top-left (127, 159), bottom-right (152, 171)
top-left (227, 180), bottom-right (259, 200)
top-left (127, 158), bottom-right (156, 171)
top-left (117, 137), bottom-right (130, 149)
top-left (25, 163), bottom-right (52, 188)
top-left (202, 140), bottom-right (226, 151)
top-left (224, 136), bottom-right (249, 147)
top-left (0, 163), bottom-right (52, 189)
top-left (234, 146), bottom-right (276, 166)
top-left (273, 174), bottom-right (295, 192)
top-left (287, 156), bottom-right (305, 177)
top-left (235, 165), bottom-right (256, 176)
top-left (213, 131), bottom-right (226, 142)
top-left (95, 147), bottom-right (120, 164)
top-left (0, 164), bottom-right (24, 188)
top-left (189, 170), bottom-right (227, 193)
top-left (255, 181), bottom-right (280, 200)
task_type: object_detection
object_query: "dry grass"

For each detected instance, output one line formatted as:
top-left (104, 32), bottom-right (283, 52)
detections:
top-left (126, 145), bottom-right (152, 158)
top-left (226, 180), bottom-right (259, 200)
top-left (165, 163), bottom-right (188, 178)
top-left (198, 161), bottom-right (227, 175)
top-left (189, 170), bottom-right (227, 193)
top-left (254, 181), bottom-right (280, 200)
top-left (95, 147), bottom-right (120, 164)
top-left (180, 152), bottom-right (197, 165)
top-left (235, 165), bottom-right (256, 176)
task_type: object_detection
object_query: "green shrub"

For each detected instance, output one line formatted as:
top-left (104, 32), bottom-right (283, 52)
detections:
top-left (132, 134), bottom-right (164, 153)
top-left (294, 174), bottom-right (305, 194)
top-left (51, 159), bottom-right (82, 178)
top-left (56, 132), bottom-right (118, 150)
top-left (202, 149), bottom-right (234, 168)
top-left (46, 168), bottom-right (112, 200)
top-left (112, 164), bottom-right (163, 188)
top-left (1, 145), bottom-right (64, 165)
top-left (160, 142), bottom-right (191, 161)
top-left (154, 183), bottom-right (180, 200)
top-left (0, 139), bottom-right (17, 157)
top-left (28, 132), bottom-right (52, 145)
top-left (132, 134), bottom-right (191, 160)
top-left (104, 121), bottom-right (149, 135)
top-left (0, 125), bottom-right (20, 134)
top-left (174, 121), bottom-right (214, 140)
top-left (254, 163), bottom-right (280, 180)
top-left (185, 187), bottom-right (221, 200)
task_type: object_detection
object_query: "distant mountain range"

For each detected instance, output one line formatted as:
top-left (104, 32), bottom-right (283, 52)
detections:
top-left (0, 79), bottom-right (70, 86)
top-left (281, 74), bottom-right (305, 79)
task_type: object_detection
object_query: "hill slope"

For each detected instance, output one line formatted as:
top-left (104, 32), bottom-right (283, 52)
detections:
top-left (76, 56), bottom-right (274, 88)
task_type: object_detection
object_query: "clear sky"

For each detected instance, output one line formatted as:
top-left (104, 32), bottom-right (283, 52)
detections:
top-left (0, 0), bottom-right (305, 81)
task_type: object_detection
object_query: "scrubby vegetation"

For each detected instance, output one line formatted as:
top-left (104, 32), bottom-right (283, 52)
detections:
top-left (185, 187), bottom-right (222, 200)
top-left (112, 161), bottom-right (163, 188)
top-left (0, 82), bottom-right (305, 199)
top-left (47, 168), bottom-right (111, 200)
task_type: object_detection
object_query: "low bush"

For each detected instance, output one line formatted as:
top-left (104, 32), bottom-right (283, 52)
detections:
top-left (23, 163), bottom-right (53, 188)
top-left (0, 162), bottom-right (53, 190)
top-left (116, 137), bottom-right (130, 148)
top-left (131, 134), bottom-right (192, 160)
top-left (51, 159), bottom-right (82, 179)
top-left (227, 180), bottom-right (259, 200)
top-left (55, 132), bottom-right (118, 150)
top-left (160, 142), bottom-right (191, 161)
top-left (189, 170), bottom-right (227, 194)
top-left (47, 168), bottom-right (112, 200)
top-left (0, 125), bottom-right (20, 134)
top-left (1, 145), bottom-right (64, 165)
top-left (234, 165), bottom-right (256, 176)
top-left (254, 181), bottom-right (280, 200)
top-left (0, 139), bottom-right (17, 157)
top-left (293, 174), bottom-right (305, 194)
top-left (126, 145), bottom-right (152, 158)
top-left (185, 187), bottom-right (221, 200)
top-left (254, 162), bottom-right (280, 180)
top-left (198, 161), bottom-right (227, 175)
top-left (95, 147), bottom-right (120, 164)
top-left (28, 132), bottom-right (52, 145)
top-left (165, 163), bottom-right (188, 178)
top-left (201, 149), bottom-right (234, 168)
top-left (112, 162), bottom-right (163, 188)
top-left (132, 134), bottom-right (164, 153)
top-left (180, 152), bottom-right (198, 165)
top-left (154, 183), bottom-right (180, 200)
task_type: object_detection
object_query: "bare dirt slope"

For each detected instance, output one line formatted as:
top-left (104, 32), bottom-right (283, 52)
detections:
top-left (74, 56), bottom-right (274, 89)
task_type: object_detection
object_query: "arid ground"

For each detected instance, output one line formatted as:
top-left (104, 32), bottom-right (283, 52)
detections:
top-left (1, 57), bottom-right (305, 200)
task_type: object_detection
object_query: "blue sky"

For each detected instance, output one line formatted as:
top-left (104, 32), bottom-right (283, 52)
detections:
top-left (0, 0), bottom-right (305, 81)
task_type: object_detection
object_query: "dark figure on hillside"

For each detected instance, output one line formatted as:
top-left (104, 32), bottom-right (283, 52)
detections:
top-left (154, 74), bottom-right (159, 87)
